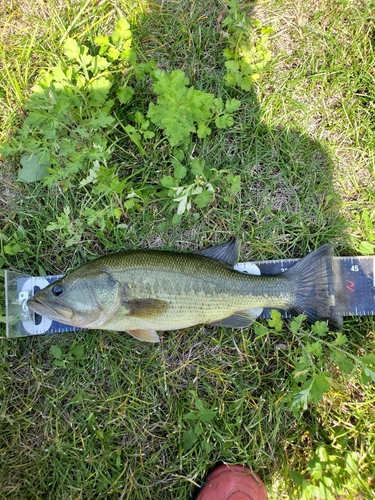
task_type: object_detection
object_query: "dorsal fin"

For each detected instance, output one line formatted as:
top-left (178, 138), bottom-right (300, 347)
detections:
top-left (196, 239), bottom-right (240, 266)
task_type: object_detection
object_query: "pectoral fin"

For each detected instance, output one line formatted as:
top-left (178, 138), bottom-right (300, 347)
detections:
top-left (209, 308), bottom-right (263, 328)
top-left (126, 329), bottom-right (160, 343)
top-left (125, 298), bottom-right (169, 318)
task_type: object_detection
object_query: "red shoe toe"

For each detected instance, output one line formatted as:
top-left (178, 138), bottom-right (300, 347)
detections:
top-left (196, 464), bottom-right (267, 500)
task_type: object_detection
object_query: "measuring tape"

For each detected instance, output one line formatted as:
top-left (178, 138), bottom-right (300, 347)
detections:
top-left (5, 255), bottom-right (374, 338)
top-left (235, 255), bottom-right (375, 320)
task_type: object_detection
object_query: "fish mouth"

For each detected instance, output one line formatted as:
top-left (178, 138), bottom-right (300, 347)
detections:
top-left (27, 298), bottom-right (74, 322)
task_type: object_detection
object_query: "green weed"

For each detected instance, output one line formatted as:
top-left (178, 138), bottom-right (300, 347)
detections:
top-left (50, 341), bottom-right (85, 369)
top-left (222, 1), bottom-right (274, 90)
top-left (1, 19), bottom-right (137, 187)
top-left (290, 445), bottom-right (366, 499)
top-left (0, 16), bottom-right (243, 223)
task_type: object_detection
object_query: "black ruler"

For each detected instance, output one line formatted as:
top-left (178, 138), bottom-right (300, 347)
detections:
top-left (235, 255), bottom-right (375, 320)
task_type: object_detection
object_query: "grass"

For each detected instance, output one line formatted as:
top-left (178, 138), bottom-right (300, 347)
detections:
top-left (1, 0), bottom-right (375, 498)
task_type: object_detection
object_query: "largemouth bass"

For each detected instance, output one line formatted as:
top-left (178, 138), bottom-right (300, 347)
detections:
top-left (27, 240), bottom-right (342, 342)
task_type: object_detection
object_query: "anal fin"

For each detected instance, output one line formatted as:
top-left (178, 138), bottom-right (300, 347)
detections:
top-left (209, 308), bottom-right (263, 328)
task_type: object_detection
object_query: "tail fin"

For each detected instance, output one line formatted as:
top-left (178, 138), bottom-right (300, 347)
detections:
top-left (284, 244), bottom-right (343, 331)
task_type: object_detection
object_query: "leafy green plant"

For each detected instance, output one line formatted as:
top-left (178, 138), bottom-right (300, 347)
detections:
top-left (289, 316), bottom-right (375, 409)
top-left (290, 445), bottom-right (366, 499)
top-left (45, 166), bottom-right (126, 247)
top-left (255, 312), bottom-right (375, 411)
top-left (291, 318), bottom-right (375, 410)
top-left (159, 155), bottom-right (242, 224)
top-left (1, 17), bottom-right (243, 221)
top-left (1, 19), bottom-right (139, 188)
top-left (182, 391), bottom-right (217, 452)
top-left (50, 341), bottom-right (86, 369)
top-left (147, 69), bottom-right (241, 146)
top-left (46, 205), bottom-right (84, 247)
top-left (221, 0), bottom-right (274, 90)
top-left (121, 111), bottom-right (156, 154)
top-left (0, 227), bottom-right (32, 268)
top-left (350, 208), bottom-right (375, 255)
top-left (159, 157), bottom-right (214, 224)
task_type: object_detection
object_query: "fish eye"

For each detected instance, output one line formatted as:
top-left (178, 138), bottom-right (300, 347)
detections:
top-left (52, 285), bottom-right (64, 296)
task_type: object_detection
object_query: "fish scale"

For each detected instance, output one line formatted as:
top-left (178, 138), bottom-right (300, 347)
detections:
top-left (96, 254), bottom-right (292, 333)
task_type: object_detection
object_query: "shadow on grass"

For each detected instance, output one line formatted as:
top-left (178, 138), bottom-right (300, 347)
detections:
top-left (119, 1), bottom-right (349, 258)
